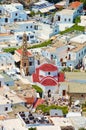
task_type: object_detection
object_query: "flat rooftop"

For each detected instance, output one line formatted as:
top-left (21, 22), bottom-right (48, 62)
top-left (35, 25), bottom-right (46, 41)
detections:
top-left (4, 91), bottom-right (25, 104)
top-left (34, 1), bottom-right (48, 6)
top-left (55, 1), bottom-right (66, 6)
top-left (68, 116), bottom-right (86, 129)
top-left (0, 95), bottom-right (11, 105)
top-left (18, 111), bottom-right (53, 127)
top-left (57, 9), bottom-right (75, 15)
top-left (0, 72), bottom-right (14, 83)
top-left (65, 72), bottom-right (86, 81)
top-left (70, 34), bottom-right (86, 44)
top-left (0, 118), bottom-right (27, 130)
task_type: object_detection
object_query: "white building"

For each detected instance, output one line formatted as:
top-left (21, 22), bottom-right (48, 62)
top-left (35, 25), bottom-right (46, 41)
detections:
top-left (0, 95), bottom-right (12, 114)
top-left (0, 53), bottom-right (15, 70)
top-left (54, 1), bottom-right (83, 24)
top-left (42, 33), bottom-right (86, 69)
top-left (15, 31), bottom-right (38, 44)
top-left (0, 3), bottom-right (27, 25)
top-left (79, 16), bottom-right (86, 27)
top-left (13, 21), bottom-right (38, 32)
top-left (83, 55), bottom-right (86, 70)
top-left (32, 63), bottom-right (65, 98)
top-left (54, 9), bottom-right (76, 23)
top-left (0, 75), bottom-right (4, 87)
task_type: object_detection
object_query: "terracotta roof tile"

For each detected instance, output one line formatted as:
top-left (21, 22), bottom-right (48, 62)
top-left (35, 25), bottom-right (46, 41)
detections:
top-left (70, 1), bottom-right (82, 9)
top-left (39, 63), bottom-right (58, 72)
top-left (16, 49), bottom-right (32, 56)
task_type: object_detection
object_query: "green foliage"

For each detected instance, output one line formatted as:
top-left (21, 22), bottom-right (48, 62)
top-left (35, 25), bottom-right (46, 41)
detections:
top-left (82, 102), bottom-right (86, 108)
top-left (29, 40), bottom-right (52, 49)
top-left (30, 11), bottom-right (35, 17)
top-left (60, 24), bottom-right (84, 35)
top-left (79, 128), bottom-right (86, 130)
top-left (36, 104), bottom-right (68, 115)
top-left (61, 67), bottom-right (71, 72)
top-left (80, 0), bottom-right (86, 7)
top-left (32, 85), bottom-right (43, 97)
top-left (28, 128), bottom-right (37, 130)
top-left (74, 16), bottom-right (81, 24)
top-left (3, 47), bottom-right (17, 54)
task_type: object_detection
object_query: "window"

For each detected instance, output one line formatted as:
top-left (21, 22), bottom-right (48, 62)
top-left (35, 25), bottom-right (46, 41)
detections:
top-left (58, 16), bottom-right (60, 21)
top-left (29, 57), bottom-right (33, 60)
top-left (29, 62), bottom-right (33, 66)
top-left (68, 54), bottom-right (71, 60)
top-left (15, 13), bottom-right (18, 16)
top-left (62, 90), bottom-right (66, 96)
top-left (27, 36), bottom-right (29, 41)
top-left (38, 60), bottom-right (40, 65)
top-left (0, 81), bottom-right (1, 87)
top-left (26, 26), bottom-right (28, 29)
top-left (5, 18), bottom-right (8, 23)
top-left (64, 18), bottom-right (66, 21)
top-left (81, 94), bottom-right (84, 97)
top-left (19, 37), bottom-right (22, 40)
top-left (34, 25), bottom-right (38, 30)
top-left (24, 63), bottom-right (26, 66)
top-left (51, 55), bottom-right (53, 60)
top-left (0, 10), bottom-right (2, 14)
top-left (60, 58), bottom-right (63, 62)
top-left (48, 72), bottom-right (50, 75)
top-left (67, 47), bottom-right (70, 51)
top-left (5, 107), bottom-right (8, 111)
top-left (79, 53), bottom-right (80, 57)
top-left (30, 35), bottom-right (34, 39)
top-left (69, 18), bottom-right (71, 21)
top-left (30, 25), bottom-right (32, 28)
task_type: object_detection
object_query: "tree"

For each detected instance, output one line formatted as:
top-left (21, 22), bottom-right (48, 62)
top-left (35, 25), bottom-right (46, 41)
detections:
top-left (79, 128), bottom-right (86, 130)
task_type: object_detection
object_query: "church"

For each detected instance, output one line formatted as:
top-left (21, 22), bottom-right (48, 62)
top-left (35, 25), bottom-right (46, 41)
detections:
top-left (32, 63), bottom-right (66, 98)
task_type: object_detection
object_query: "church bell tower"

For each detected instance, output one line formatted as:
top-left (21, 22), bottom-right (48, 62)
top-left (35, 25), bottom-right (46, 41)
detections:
top-left (20, 33), bottom-right (29, 76)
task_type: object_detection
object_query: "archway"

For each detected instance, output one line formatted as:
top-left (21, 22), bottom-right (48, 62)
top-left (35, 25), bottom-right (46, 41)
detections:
top-left (48, 89), bottom-right (51, 97)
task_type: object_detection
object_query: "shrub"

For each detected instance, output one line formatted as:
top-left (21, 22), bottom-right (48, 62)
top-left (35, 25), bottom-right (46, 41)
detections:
top-left (61, 67), bottom-right (71, 72)
top-left (36, 104), bottom-right (68, 115)
top-left (28, 128), bottom-right (36, 130)
top-left (28, 40), bottom-right (52, 49)
top-left (3, 47), bottom-right (17, 54)
top-left (32, 85), bottom-right (43, 97)
top-left (73, 16), bottom-right (81, 24)
top-left (60, 24), bottom-right (84, 35)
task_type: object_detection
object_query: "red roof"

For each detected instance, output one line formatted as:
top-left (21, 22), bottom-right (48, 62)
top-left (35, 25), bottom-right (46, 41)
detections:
top-left (39, 63), bottom-right (58, 72)
top-left (16, 49), bottom-right (32, 56)
top-left (70, 1), bottom-right (82, 9)
top-left (34, 99), bottom-right (44, 108)
top-left (25, 97), bottom-right (35, 104)
top-left (40, 76), bottom-right (58, 86)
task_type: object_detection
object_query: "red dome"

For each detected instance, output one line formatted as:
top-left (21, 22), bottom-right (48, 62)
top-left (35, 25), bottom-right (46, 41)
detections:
top-left (39, 63), bottom-right (58, 72)
top-left (40, 77), bottom-right (58, 86)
